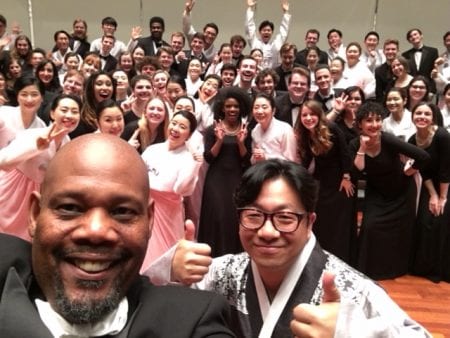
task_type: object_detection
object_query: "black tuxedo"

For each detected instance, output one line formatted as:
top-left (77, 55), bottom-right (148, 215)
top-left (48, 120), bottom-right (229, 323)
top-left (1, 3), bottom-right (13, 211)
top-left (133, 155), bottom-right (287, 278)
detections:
top-left (0, 234), bottom-right (233, 337)
top-left (402, 45), bottom-right (439, 92)
top-left (275, 92), bottom-right (305, 126)
top-left (295, 48), bottom-right (329, 67)
top-left (313, 88), bottom-right (344, 112)
top-left (375, 62), bottom-right (394, 102)
top-left (100, 54), bottom-right (118, 72)
top-left (69, 37), bottom-right (91, 58)
top-left (137, 36), bottom-right (170, 56)
top-left (274, 63), bottom-right (302, 92)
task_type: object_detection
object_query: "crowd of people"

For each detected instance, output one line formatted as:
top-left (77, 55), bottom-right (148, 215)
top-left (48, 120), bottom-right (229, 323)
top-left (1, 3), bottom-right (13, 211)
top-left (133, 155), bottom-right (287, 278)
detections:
top-left (0, 1), bottom-right (448, 335)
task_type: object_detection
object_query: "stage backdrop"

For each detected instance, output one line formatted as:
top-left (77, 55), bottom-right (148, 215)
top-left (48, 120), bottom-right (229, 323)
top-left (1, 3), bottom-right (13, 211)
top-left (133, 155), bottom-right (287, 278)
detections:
top-left (2, 0), bottom-right (449, 54)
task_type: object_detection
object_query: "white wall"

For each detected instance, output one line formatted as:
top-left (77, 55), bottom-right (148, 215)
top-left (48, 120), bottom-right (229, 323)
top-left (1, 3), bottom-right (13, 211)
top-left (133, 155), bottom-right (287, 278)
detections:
top-left (2, 0), bottom-right (449, 54)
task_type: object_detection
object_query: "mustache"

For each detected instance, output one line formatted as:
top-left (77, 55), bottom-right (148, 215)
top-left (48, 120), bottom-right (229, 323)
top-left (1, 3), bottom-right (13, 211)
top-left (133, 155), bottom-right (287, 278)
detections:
top-left (54, 246), bottom-right (131, 260)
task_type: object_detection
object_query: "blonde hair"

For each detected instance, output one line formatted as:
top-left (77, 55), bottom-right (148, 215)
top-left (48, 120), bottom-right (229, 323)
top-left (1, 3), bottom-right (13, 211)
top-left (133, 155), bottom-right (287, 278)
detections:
top-left (137, 96), bottom-right (169, 149)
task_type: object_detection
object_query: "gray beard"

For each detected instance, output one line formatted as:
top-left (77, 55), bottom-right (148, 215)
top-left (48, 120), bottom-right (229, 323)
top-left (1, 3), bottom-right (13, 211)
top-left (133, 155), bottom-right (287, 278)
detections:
top-left (53, 275), bottom-right (122, 325)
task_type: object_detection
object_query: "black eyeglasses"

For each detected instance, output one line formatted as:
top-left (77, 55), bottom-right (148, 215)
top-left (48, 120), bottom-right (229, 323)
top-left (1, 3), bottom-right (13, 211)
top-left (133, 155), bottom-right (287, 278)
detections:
top-left (237, 208), bottom-right (306, 233)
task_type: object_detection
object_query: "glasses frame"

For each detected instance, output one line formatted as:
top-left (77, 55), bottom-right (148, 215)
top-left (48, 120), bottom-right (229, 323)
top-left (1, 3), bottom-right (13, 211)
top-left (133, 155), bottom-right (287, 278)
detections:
top-left (237, 207), bottom-right (306, 233)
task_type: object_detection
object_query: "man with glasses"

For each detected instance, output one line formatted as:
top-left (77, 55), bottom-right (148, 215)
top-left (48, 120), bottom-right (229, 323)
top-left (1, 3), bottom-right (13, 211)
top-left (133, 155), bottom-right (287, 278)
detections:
top-left (147, 159), bottom-right (431, 337)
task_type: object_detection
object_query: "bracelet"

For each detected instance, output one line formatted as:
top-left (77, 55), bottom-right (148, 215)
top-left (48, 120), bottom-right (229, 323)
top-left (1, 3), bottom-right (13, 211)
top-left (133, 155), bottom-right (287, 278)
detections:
top-left (356, 152), bottom-right (365, 156)
top-left (343, 174), bottom-right (351, 180)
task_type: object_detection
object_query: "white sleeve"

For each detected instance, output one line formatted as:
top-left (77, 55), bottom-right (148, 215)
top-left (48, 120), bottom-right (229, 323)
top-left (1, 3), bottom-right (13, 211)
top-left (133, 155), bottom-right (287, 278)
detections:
top-left (273, 12), bottom-right (291, 50)
top-left (245, 7), bottom-right (257, 47)
top-left (335, 281), bottom-right (432, 338)
top-left (282, 126), bottom-right (298, 163)
top-left (173, 154), bottom-right (202, 196)
top-left (0, 128), bottom-right (47, 170)
top-left (182, 13), bottom-right (196, 43)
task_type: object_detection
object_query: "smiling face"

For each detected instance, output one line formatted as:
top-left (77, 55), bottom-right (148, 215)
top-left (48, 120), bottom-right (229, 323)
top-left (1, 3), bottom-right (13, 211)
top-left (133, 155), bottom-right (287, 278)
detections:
top-left (359, 113), bottom-right (383, 138)
top-left (167, 82), bottom-right (185, 105)
top-left (50, 98), bottom-right (81, 133)
top-left (56, 33), bottom-right (70, 51)
top-left (253, 96), bottom-right (274, 130)
top-left (409, 80), bottom-right (427, 102)
top-left (412, 104), bottom-right (433, 130)
top-left (152, 72), bottom-right (168, 92)
top-left (145, 98), bottom-right (166, 126)
top-left (288, 73), bottom-right (309, 101)
top-left (16, 38), bottom-right (30, 56)
top-left (8, 60), bottom-right (22, 78)
top-left (38, 63), bottom-right (55, 85)
top-left (174, 98), bottom-right (194, 113)
top-left (391, 59), bottom-right (405, 78)
top-left (315, 68), bottom-right (332, 94)
top-left (259, 25), bottom-right (273, 44)
top-left (132, 79), bottom-right (152, 102)
top-left (29, 135), bottom-right (152, 324)
top-left (257, 75), bottom-right (275, 96)
top-left (94, 75), bottom-right (113, 103)
top-left (63, 75), bottom-right (84, 96)
top-left (200, 78), bottom-right (219, 98)
top-left (132, 47), bottom-right (145, 64)
top-left (239, 59), bottom-right (257, 84)
top-left (385, 90), bottom-right (405, 116)
top-left (219, 46), bottom-right (232, 64)
top-left (328, 32), bottom-right (341, 49)
top-left (112, 71), bottom-right (129, 92)
top-left (119, 54), bottom-right (133, 72)
top-left (344, 89), bottom-right (363, 115)
top-left (97, 107), bottom-right (124, 136)
top-left (167, 113), bottom-right (192, 149)
top-left (383, 42), bottom-right (398, 62)
top-left (364, 34), bottom-right (379, 51)
top-left (346, 45), bottom-right (361, 67)
top-left (187, 59), bottom-right (202, 80)
top-left (239, 177), bottom-right (314, 281)
top-left (17, 84), bottom-right (43, 116)
top-left (223, 97), bottom-right (240, 123)
top-left (300, 105), bottom-right (319, 132)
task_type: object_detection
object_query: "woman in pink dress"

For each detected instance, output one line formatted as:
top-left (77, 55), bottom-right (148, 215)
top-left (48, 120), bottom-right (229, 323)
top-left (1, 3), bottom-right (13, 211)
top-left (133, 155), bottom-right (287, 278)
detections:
top-left (140, 110), bottom-right (202, 270)
top-left (0, 92), bottom-right (81, 240)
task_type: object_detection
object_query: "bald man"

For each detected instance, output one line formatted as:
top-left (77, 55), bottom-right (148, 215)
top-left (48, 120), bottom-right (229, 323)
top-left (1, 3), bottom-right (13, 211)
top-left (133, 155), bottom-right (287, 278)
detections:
top-left (0, 134), bottom-right (233, 337)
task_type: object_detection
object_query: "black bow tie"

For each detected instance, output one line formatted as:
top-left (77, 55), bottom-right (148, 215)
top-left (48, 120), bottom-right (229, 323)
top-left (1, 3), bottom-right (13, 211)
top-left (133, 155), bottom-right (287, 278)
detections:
top-left (291, 102), bottom-right (302, 108)
top-left (100, 54), bottom-right (109, 60)
top-left (322, 94), bottom-right (334, 101)
top-left (414, 47), bottom-right (423, 52)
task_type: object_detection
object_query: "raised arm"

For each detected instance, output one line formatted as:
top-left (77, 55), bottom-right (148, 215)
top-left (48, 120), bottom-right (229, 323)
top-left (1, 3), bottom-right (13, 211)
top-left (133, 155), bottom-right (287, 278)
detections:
top-left (182, 0), bottom-right (197, 43)
top-left (245, 0), bottom-right (257, 46)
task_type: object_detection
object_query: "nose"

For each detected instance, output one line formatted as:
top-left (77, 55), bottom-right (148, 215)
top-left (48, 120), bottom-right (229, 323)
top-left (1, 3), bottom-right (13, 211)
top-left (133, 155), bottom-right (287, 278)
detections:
top-left (73, 209), bottom-right (119, 244)
top-left (258, 217), bottom-right (280, 239)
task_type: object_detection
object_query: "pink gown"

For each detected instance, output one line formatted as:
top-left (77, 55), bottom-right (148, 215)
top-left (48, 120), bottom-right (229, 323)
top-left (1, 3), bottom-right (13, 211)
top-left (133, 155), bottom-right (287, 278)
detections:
top-left (140, 141), bottom-right (202, 271)
top-left (0, 115), bottom-right (67, 241)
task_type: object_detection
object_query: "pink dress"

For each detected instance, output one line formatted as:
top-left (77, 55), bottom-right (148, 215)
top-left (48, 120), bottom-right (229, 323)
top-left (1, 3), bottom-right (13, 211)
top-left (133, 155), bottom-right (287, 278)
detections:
top-left (0, 116), bottom-right (66, 241)
top-left (140, 141), bottom-right (202, 271)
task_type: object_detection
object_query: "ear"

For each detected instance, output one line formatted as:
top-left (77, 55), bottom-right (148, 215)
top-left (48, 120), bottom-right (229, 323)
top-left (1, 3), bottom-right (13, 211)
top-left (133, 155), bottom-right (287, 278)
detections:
top-left (28, 191), bottom-right (42, 241)
top-left (307, 212), bottom-right (316, 230)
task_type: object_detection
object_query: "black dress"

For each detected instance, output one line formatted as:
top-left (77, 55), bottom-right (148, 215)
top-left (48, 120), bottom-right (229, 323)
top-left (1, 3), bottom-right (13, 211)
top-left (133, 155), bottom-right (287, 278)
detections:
top-left (197, 126), bottom-right (251, 257)
top-left (408, 127), bottom-right (450, 282)
top-left (303, 123), bottom-right (356, 264)
top-left (349, 132), bottom-right (430, 280)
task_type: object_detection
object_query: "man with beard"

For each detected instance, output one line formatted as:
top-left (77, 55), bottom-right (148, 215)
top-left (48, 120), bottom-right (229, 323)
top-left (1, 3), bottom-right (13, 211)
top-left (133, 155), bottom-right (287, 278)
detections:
top-left (0, 134), bottom-right (233, 337)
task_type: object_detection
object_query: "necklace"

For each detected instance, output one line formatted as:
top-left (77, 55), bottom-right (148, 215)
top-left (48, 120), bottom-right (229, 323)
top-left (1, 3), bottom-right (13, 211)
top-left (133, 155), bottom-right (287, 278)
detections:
top-left (223, 122), bottom-right (240, 136)
top-left (415, 130), bottom-right (434, 148)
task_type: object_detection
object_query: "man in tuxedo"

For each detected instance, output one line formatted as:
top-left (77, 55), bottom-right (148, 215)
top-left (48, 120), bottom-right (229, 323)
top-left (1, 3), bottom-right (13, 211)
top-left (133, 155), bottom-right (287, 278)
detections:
top-left (98, 34), bottom-right (117, 72)
top-left (313, 64), bottom-right (343, 113)
top-left (295, 29), bottom-right (328, 67)
top-left (70, 18), bottom-right (90, 58)
top-left (135, 16), bottom-right (170, 57)
top-left (0, 134), bottom-right (233, 337)
top-left (375, 38), bottom-right (399, 102)
top-left (402, 28), bottom-right (438, 93)
top-left (274, 42), bottom-right (301, 92)
top-left (275, 66), bottom-right (310, 126)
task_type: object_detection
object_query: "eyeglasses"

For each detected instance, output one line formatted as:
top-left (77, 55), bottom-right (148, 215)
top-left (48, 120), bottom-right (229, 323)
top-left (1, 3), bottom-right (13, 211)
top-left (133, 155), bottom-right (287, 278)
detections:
top-left (237, 208), bottom-right (306, 233)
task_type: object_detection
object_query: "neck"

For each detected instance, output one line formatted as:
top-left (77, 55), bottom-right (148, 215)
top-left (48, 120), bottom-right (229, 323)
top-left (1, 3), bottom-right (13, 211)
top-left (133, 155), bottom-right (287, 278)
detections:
top-left (21, 109), bottom-right (35, 128)
top-left (392, 109), bottom-right (404, 122)
top-left (132, 100), bottom-right (147, 116)
top-left (258, 268), bottom-right (285, 301)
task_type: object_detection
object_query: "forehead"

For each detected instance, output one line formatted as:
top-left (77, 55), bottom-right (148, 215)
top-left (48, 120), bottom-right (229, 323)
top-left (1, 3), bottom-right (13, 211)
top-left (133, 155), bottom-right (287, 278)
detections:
top-left (253, 178), bottom-right (303, 210)
top-left (96, 75), bottom-right (112, 82)
top-left (151, 22), bottom-right (163, 28)
top-left (241, 60), bottom-right (256, 68)
top-left (175, 98), bottom-right (193, 107)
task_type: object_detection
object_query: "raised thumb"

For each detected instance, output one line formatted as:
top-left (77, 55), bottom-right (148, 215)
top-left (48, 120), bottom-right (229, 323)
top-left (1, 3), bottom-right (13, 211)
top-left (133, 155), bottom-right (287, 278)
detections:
top-left (321, 271), bottom-right (340, 303)
top-left (184, 219), bottom-right (196, 241)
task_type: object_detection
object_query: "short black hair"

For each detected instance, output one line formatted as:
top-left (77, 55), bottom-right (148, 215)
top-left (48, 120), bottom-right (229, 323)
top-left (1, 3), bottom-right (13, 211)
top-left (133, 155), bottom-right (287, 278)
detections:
top-left (364, 31), bottom-right (380, 41)
top-left (327, 28), bottom-right (342, 39)
top-left (234, 159), bottom-right (318, 213)
top-left (356, 101), bottom-right (387, 125)
top-left (203, 22), bottom-right (219, 35)
top-left (102, 17), bottom-right (118, 28)
top-left (149, 16), bottom-right (165, 30)
top-left (259, 20), bottom-right (274, 32)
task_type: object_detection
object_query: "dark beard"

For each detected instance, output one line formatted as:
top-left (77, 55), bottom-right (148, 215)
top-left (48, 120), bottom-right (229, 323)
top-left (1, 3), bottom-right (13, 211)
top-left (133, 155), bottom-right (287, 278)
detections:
top-left (54, 275), bottom-right (122, 325)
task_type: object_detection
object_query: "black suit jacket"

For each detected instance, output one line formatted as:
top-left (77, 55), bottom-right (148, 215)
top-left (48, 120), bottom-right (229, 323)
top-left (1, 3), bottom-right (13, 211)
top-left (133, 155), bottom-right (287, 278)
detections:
top-left (312, 88), bottom-right (344, 112)
top-left (137, 36), bottom-right (170, 56)
top-left (0, 234), bottom-right (234, 338)
top-left (274, 63), bottom-right (302, 92)
top-left (274, 92), bottom-right (304, 127)
top-left (375, 62), bottom-right (393, 102)
top-left (402, 45), bottom-right (439, 92)
top-left (69, 37), bottom-right (91, 58)
top-left (101, 54), bottom-right (118, 72)
top-left (295, 48), bottom-right (329, 67)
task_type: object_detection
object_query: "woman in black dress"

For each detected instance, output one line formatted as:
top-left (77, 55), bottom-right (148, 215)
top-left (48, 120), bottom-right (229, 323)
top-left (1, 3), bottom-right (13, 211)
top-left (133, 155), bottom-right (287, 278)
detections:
top-left (296, 99), bottom-right (355, 263)
top-left (197, 87), bottom-right (252, 256)
top-left (350, 101), bottom-right (430, 279)
top-left (408, 102), bottom-right (450, 282)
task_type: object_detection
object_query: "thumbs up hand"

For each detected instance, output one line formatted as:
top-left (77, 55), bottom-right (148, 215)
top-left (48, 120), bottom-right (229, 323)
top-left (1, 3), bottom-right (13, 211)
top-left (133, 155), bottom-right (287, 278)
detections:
top-left (171, 219), bottom-right (212, 285)
top-left (290, 272), bottom-right (340, 338)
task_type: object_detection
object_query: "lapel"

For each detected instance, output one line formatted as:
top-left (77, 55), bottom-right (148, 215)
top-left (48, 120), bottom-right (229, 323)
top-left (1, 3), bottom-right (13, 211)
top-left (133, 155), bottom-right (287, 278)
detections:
top-left (0, 267), bottom-right (53, 338)
top-left (418, 47), bottom-right (429, 72)
top-left (243, 243), bottom-right (328, 337)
